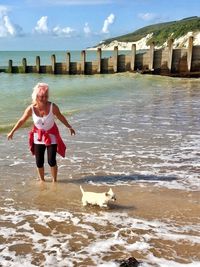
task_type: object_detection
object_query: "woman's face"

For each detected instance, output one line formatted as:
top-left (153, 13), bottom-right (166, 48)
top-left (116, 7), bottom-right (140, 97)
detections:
top-left (37, 92), bottom-right (48, 104)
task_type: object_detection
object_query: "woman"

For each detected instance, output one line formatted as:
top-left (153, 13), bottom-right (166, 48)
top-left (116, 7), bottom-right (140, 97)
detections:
top-left (7, 82), bottom-right (75, 182)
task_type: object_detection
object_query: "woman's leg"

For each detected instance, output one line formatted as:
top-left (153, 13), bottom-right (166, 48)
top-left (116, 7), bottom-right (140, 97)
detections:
top-left (47, 144), bottom-right (58, 182)
top-left (51, 165), bottom-right (58, 183)
top-left (34, 144), bottom-right (46, 181)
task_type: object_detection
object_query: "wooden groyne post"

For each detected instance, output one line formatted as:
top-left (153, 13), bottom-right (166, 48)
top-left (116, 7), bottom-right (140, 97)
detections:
top-left (22, 58), bottom-right (27, 73)
top-left (149, 42), bottom-right (154, 70)
top-left (66, 52), bottom-right (71, 74)
top-left (51, 54), bottom-right (56, 74)
top-left (113, 46), bottom-right (118, 73)
top-left (168, 38), bottom-right (174, 72)
top-left (187, 36), bottom-right (193, 72)
top-left (97, 48), bottom-right (102, 74)
top-left (8, 60), bottom-right (13, 73)
top-left (81, 50), bottom-right (86, 74)
top-left (36, 56), bottom-right (40, 73)
top-left (131, 44), bottom-right (136, 71)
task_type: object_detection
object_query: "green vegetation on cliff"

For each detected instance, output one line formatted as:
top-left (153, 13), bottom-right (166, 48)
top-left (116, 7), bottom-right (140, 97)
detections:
top-left (103, 16), bottom-right (200, 46)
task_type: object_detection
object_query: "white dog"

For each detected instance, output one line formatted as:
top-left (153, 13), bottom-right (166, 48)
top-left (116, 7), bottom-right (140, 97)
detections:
top-left (80, 186), bottom-right (116, 207)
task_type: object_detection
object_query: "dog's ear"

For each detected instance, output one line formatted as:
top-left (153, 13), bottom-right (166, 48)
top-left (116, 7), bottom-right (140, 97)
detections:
top-left (108, 188), bottom-right (113, 194)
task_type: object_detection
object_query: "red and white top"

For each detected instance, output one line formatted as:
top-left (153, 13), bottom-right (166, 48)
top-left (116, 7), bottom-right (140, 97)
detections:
top-left (32, 102), bottom-right (57, 144)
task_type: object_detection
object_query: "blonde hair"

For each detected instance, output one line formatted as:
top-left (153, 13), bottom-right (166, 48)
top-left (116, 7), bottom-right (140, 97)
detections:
top-left (32, 83), bottom-right (49, 104)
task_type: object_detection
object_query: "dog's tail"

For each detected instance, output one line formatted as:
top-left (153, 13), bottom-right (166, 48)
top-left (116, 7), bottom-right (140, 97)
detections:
top-left (80, 185), bottom-right (84, 194)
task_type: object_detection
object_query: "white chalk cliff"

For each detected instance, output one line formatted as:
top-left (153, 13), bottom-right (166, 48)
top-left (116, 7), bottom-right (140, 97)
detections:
top-left (88, 32), bottom-right (200, 51)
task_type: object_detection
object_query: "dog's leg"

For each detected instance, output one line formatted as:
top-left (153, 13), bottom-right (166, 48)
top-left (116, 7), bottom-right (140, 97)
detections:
top-left (82, 198), bottom-right (87, 206)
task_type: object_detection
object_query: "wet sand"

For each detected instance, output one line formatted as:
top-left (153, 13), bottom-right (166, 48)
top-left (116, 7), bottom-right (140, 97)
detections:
top-left (1, 177), bottom-right (199, 266)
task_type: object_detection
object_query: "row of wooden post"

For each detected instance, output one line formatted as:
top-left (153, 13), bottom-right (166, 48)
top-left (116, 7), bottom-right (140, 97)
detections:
top-left (7, 45), bottom-right (137, 74)
top-left (6, 36), bottom-right (194, 74)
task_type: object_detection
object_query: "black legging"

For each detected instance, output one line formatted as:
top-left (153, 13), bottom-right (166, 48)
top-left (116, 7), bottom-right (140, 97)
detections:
top-left (34, 144), bottom-right (57, 168)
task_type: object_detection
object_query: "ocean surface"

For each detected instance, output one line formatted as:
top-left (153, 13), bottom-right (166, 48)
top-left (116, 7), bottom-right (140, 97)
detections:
top-left (0, 52), bottom-right (200, 267)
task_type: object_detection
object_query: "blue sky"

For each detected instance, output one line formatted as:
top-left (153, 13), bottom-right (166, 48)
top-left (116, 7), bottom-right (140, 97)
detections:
top-left (0, 0), bottom-right (200, 50)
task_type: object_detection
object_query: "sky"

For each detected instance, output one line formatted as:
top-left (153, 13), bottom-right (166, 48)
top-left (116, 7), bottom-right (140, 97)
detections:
top-left (0, 0), bottom-right (200, 50)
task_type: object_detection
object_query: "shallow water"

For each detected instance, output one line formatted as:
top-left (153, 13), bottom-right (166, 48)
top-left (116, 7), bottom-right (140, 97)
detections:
top-left (0, 72), bottom-right (200, 266)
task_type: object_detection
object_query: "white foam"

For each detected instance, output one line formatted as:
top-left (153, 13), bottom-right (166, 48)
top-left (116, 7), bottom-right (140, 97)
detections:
top-left (146, 253), bottom-right (200, 267)
top-left (0, 206), bottom-right (200, 267)
top-left (9, 160), bottom-right (26, 166)
top-left (125, 241), bottom-right (151, 251)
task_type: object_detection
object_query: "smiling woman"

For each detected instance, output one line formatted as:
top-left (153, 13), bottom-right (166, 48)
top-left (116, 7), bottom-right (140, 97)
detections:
top-left (7, 82), bottom-right (76, 182)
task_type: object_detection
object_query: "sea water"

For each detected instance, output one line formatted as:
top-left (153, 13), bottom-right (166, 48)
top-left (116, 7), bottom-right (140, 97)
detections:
top-left (0, 59), bottom-right (200, 266)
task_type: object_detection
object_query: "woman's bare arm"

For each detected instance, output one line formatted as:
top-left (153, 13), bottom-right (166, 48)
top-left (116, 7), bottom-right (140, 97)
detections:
top-left (7, 105), bottom-right (32, 140)
top-left (53, 103), bottom-right (75, 135)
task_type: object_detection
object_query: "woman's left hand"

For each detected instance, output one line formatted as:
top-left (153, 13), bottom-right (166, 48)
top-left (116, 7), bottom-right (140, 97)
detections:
top-left (69, 128), bottom-right (76, 136)
top-left (7, 131), bottom-right (14, 140)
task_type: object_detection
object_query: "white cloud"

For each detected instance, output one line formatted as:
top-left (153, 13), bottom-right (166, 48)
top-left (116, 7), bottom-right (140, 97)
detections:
top-left (3, 15), bottom-right (16, 35)
top-left (34, 16), bottom-right (49, 34)
top-left (52, 25), bottom-right (75, 37)
top-left (138, 13), bottom-right (157, 21)
top-left (0, 6), bottom-right (24, 37)
top-left (84, 22), bottom-right (91, 36)
top-left (0, 5), bottom-right (8, 16)
top-left (34, 16), bottom-right (75, 37)
top-left (102, 13), bottom-right (115, 34)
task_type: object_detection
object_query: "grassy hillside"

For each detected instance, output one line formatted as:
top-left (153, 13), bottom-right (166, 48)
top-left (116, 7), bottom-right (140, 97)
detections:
top-left (103, 16), bottom-right (200, 46)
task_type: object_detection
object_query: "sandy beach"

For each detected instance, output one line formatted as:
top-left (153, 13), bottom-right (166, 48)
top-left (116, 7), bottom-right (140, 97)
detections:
top-left (0, 72), bottom-right (200, 266)
top-left (1, 178), bottom-right (199, 266)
